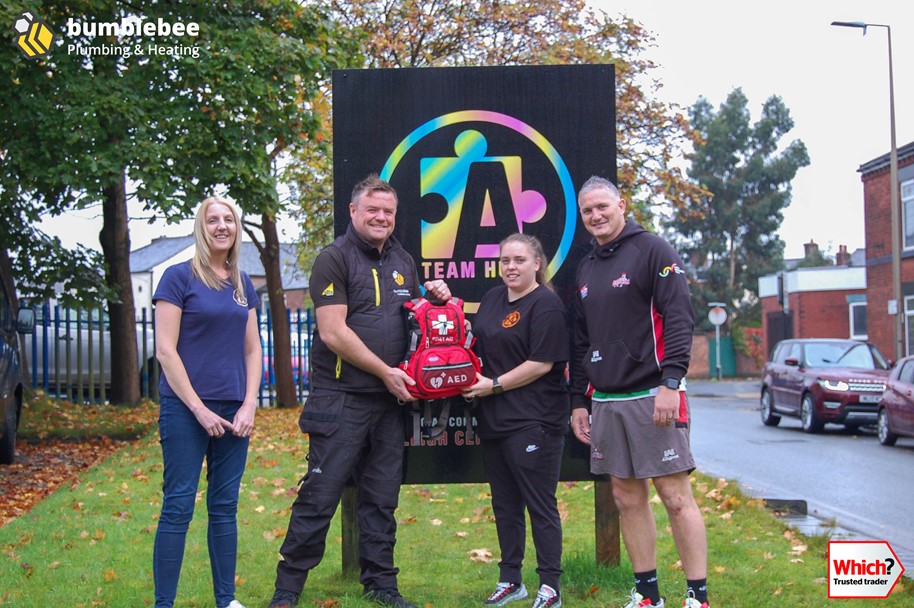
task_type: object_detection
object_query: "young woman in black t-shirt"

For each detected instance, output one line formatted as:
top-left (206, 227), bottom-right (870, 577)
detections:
top-left (463, 233), bottom-right (569, 608)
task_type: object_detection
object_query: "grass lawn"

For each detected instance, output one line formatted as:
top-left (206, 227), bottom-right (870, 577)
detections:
top-left (0, 399), bottom-right (911, 607)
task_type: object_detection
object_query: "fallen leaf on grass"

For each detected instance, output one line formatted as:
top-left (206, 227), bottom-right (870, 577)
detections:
top-left (468, 548), bottom-right (493, 563)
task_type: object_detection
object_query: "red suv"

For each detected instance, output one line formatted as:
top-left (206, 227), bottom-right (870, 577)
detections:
top-left (876, 355), bottom-right (914, 446)
top-left (760, 338), bottom-right (890, 433)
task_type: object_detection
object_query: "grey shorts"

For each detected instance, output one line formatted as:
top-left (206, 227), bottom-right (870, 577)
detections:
top-left (589, 393), bottom-right (696, 479)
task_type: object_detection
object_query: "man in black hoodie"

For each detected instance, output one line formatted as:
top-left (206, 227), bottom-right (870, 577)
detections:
top-left (570, 176), bottom-right (710, 608)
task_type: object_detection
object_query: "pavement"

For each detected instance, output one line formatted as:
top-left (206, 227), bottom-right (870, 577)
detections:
top-left (685, 378), bottom-right (760, 400)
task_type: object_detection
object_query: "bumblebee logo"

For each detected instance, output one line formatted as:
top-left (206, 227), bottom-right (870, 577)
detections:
top-left (13, 12), bottom-right (54, 59)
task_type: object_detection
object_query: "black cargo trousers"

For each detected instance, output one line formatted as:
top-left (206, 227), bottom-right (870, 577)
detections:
top-left (275, 389), bottom-right (406, 594)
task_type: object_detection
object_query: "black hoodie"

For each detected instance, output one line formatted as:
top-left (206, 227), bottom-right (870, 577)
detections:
top-left (570, 219), bottom-right (694, 409)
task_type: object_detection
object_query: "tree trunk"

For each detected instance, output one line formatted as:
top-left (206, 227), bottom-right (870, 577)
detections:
top-left (260, 213), bottom-right (297, 408)
top-left (99, 168), bottom-right (139, 404)
top-left (0, 247), bottom-right (30, 385)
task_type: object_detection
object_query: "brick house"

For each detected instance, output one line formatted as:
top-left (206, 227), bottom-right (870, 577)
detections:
top-left (757, 139), bottom-right (914, 362)
top-left (860, 140), bottom-right (914, 359)
top-left (759, 259), bottom-right (867, 359)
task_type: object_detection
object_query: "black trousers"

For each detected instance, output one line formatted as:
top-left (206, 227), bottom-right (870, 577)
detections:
top-left (482, 425), bottom-right (565, 591)
top-left (275, 391), bottom-right (405, 593)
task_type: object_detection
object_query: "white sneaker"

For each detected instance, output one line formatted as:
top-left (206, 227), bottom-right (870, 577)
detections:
top-left (683, 590), bottom-right (709, 607)
top-left (484, 582), bottom-right (528, 606)
top-left (223, 601), bottom-right (246, 608)
top-left (622, 587), bottom-right (665, 608)
top-left (531, 584), bottom-right (561, 608)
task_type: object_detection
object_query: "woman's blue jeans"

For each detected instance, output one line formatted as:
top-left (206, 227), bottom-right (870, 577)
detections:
top-left (153, 396), bottom-right (249, 608)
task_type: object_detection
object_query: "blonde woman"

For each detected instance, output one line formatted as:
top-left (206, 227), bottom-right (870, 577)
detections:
top-left (152, 196), bottom-right (261, 608)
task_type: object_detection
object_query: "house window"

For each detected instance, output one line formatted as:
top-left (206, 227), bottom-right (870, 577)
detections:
top-left (905, 296), bottom-right (914, 356)
top-left (849, 301), bottom-right (867, 340)
top-left (904, 179), bottom-right (914, 249)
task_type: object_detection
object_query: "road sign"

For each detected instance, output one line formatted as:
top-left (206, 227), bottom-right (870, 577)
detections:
top-left (828, 540), bottom-right (905, 598)
top-left (708, 306), bottom-right (727, 326)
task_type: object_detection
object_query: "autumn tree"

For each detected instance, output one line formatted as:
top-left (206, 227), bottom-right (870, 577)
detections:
top-left (667, 88), bottom-right (810, 326)
top-left (1, 1), bottom-right (357, 404)
top-left (290, 0), bottom-right (702, 259)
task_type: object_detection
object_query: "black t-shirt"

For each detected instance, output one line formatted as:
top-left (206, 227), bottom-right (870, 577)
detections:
top-left (473, 284), bottom-right (570, 439)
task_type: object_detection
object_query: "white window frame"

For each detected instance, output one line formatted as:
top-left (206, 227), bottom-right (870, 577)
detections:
top-left (904, 296), bottom-right (914, 356)
top-left (904, 179), bottom-right (914, 250)
top-left (849, 301), bottom-right (868, 340)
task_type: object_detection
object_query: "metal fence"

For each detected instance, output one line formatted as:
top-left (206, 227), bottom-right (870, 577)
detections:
top-left (25, 303), bottom-right (313, 406)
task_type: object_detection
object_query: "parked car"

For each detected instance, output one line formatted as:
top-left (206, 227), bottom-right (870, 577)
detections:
top-left (22, 306), bottom-right (156, 393)
top-left (0, 275), bottom-right (34, 464)
top-left (759, 338), bottom-right (890, 433)
top-left (876, 355), bottom-right (914, 446)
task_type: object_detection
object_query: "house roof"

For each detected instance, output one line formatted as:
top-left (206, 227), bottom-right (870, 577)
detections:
top-left (238, 242), bottom-right (309, 291)
top-left (783, 247), bottom-right (866, 270)
top-left (849, 247), bottom-right (866, 267)
top-left (130, 236), bottom-right (195, 272)
top-left (858, 139), bottom-right (914, 176)
top-left (130, 236), bottom-right (308, 290)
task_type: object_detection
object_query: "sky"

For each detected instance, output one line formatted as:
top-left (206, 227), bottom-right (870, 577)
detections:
top-left (38, 0), bottom-right (914, 260)
top-left (592, 0), bottom-right (914, 259)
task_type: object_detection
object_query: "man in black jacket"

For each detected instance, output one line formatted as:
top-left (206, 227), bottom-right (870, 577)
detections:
top-left (269, 175), bottom-right (449, 608)
top-left (570, 176), bottom-right (710, 608)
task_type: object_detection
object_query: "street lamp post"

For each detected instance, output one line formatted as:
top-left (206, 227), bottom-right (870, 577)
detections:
top-left (831, 20), bottom-right (902, 361)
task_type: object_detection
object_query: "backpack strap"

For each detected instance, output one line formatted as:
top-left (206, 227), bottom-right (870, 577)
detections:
top-left (421, 398), bottom-right (451, 440)
top-left (408, 398), bottom-right (451, 441)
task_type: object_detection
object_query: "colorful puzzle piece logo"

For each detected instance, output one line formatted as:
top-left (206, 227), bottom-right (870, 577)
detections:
top-left (420, 130), bottom-right (547, 259)
top-left (381, 110), bottom-right (578, 282)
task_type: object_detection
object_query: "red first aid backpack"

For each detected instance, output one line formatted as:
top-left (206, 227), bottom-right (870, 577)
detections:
top-left (399, 297), bottom-right (481, 400)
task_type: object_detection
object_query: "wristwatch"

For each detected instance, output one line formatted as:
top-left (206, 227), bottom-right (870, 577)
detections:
top-left (661, 378), bottom-right (680, 391)
top-left (492, 377), bottom-right (505, 394)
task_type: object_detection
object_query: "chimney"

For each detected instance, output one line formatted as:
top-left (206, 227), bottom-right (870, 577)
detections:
top-left (836, 245), bottom-right (850, 266)
top-left (804, 239), bottom-right (819, 259)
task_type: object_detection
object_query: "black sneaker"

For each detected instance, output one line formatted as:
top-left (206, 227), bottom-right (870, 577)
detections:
top-left (363, 587), bottom-right (418, 608)
top-left (268, 589), bottom-right (300, 608)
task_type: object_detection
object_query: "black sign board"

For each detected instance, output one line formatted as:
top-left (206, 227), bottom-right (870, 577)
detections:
top-left (332, 65), bottom-right (615, 483)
